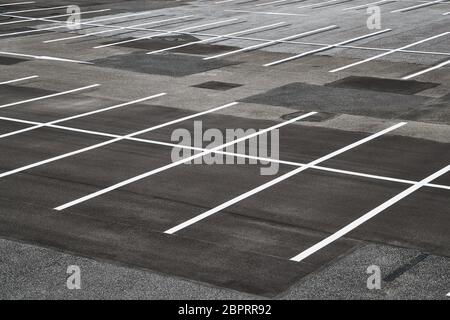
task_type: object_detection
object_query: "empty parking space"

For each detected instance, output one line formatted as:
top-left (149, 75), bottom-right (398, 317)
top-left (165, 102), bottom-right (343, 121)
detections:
top-left (0, 0), bottom-right (448, 299)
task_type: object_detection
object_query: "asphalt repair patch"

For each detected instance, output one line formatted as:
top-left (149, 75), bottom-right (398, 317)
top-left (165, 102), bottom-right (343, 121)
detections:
top-left (0, 56), bottom-right (27, 65)
top-left (240, 82), bottom-right (434, 120)
top-left (113, 35), bottom-right (237, 55)
top-left (192, 81), bottom-right (242, 91)
top-left (91, 52), bottom-right (239, 77)
top-left (326, 76), bottom-right (438, 95)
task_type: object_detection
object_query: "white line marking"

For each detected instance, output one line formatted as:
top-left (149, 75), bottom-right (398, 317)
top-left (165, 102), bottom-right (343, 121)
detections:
top-left (291, 164), bottom-right (450, 262)
top-left (0, 9), bottom-right (111, 26)
top-left (311, 164), bottom-right (450, 191)
top-left (0, 102), bottom-right (238, 180)
top-left (0, 75), bottom-right (38, 85)
top-left (0, 93), bottom-right (166, 139)
top-left (343, 0), bottom-right (393, 10)
top-left (54, 112), bottom-right (317, 211)
top-left (330, 31), bottom-right (450, 72)
top-left (0, 11), bottom-right (158, 37)
top-left (255, 0), bottom-right (289, 7)
top-left (4, 11), bottom-right (449, 58)
top-left (0, 2), bottom-right (35, 7)
top-left (93, 18), bottom-right (239, 49)
top-left (402, 59), bottom-right (450, 79)
top-left (225, 9), bottom-right (308, 16)
top-left (265, 28), bottom-right (391, 66)
top-left (146, 22), bottom-right (288, 55)
top-left (215, 0), bottom-right (239, 3)
top-left (3, 5), bottom-right (68, 14)
top-left (0, 51), bottom-right (92, 64)
top-left (1, 114), bottom-right (449, 192)
top-left (298, 0), bottom-right (342, 9)
top-left (391, 0), bottom-right (445, 12)
top-left (164, 122), bottom-right (406, 234)
top-left (44, 15), bottom-right (194, 43)
top-left (204, 25), bottom-right (338, 60)
top-left (444, 11), bottom-right (450, 15)
top-left (0, 84), bottom-right (100, 110)
top-left (0, 24), bottom-right (63, 37)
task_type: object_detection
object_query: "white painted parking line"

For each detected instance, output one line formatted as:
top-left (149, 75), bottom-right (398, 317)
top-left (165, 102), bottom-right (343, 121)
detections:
top-left (0, 9), bottom-right (111, 26)
top-left (0, 51), bottom-right (92, 64)
top-left (402, 59), bottom-right (450, 79)
top-left (54, 111), bottom-right (317, 211)
top-left (216, 0), bottom-right (239, 3)
top-left (44, 15), bottom-right (195, 43)
top-left (164, 122), bottom-right (405, 234)
top-left (204, 25), bottom-right (338, 60)
top-left (146, 22), bottom-right (288, 55)
top-left (0, 102), bottom-right (239, 180)
top-left (163, 30), bottom-right (449, 58)
top-left (225, 9), bottom-right (308, 16)
top-left (291, 164), bottom-right (450, 262)
top-left (0, 23), bottom-right (66, 37)
top-left (265, 28), bottom-right (391, 66)
top-left (0, 2), bottom-right (35, 7)
top-left (444, 11), bottom-right (450, 15)
top-left (1, 114), bottom-right (449, 193)
top-left (310, 164), bottom-right (450, 191)
top-left (391, 0), bottom-right (446, 12)
top-left (0, 84), bottom-right (100, 110)
top-left (0, 93), bottom-right (166, 139)
top-left (343, 0), bottom-right (394, 10)
top-left (94, 18), bottom-right (239, 49)
top-left (3, 5), bottom-right (68, 14)
top-left (330, 31), bottom-right (450, 73)
top-left (5, 10), bottom-right (449, 59)
top-left (0, 75), bottom-right (39, 85)
top-left (0, 11), bottom-right (160, 37)
top-left (298, 0), bottom-right (343, 8)
top-left (255, 0), bottom-right (290, 7)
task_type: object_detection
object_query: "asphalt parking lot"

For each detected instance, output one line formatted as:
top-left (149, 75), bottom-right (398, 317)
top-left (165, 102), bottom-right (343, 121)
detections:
top-left (0, 0), bottom-right (449, 299)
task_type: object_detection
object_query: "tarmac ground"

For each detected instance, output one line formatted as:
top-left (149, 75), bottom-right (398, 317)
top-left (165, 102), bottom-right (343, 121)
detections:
top-left (0, 0), bottom-right (449, 299)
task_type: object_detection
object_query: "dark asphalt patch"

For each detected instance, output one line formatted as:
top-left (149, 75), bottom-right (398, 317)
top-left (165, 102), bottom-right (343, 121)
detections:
top-left (62, 103), bottom-right (196, 136)
top-left (240, 82), bottom-right (431, 120)
top-left (0, 56), bottom-right (27, 65)
top-left (0, 119), bottom-right (31, 134)
top-left (179, 169), bottom-right (404, 248)
top-left (91, 52), bottom-right (239, 77)
top-left (326, 76), bottom-right (438, 95)
top-left (0, 127), bottom-right (109, 175)
top-left (0, 85), bottom-right (54, 106)
top-left (138, 110), bottom-right (277, 143)
top-left (433, 172), bottom-right (450, 187)
top-left (0, 198), bottom-right (314, 297)
top-left (324, 133), bottom-right (450, 181)
top-left (0, 116), bottom-right (447, 296)
top-left (355, 187), bottom-right (450, 257)
top-left (112, 36), bottom-right (237, 55)
top-left (192, 81), bottom-right (243, 91)
top-left (281, 111), bottom-right (336, 122)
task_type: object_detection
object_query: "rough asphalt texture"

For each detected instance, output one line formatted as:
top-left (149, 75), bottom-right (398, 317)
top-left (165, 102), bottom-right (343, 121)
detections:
top-left (0, 0), bottom-right (449, 299)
